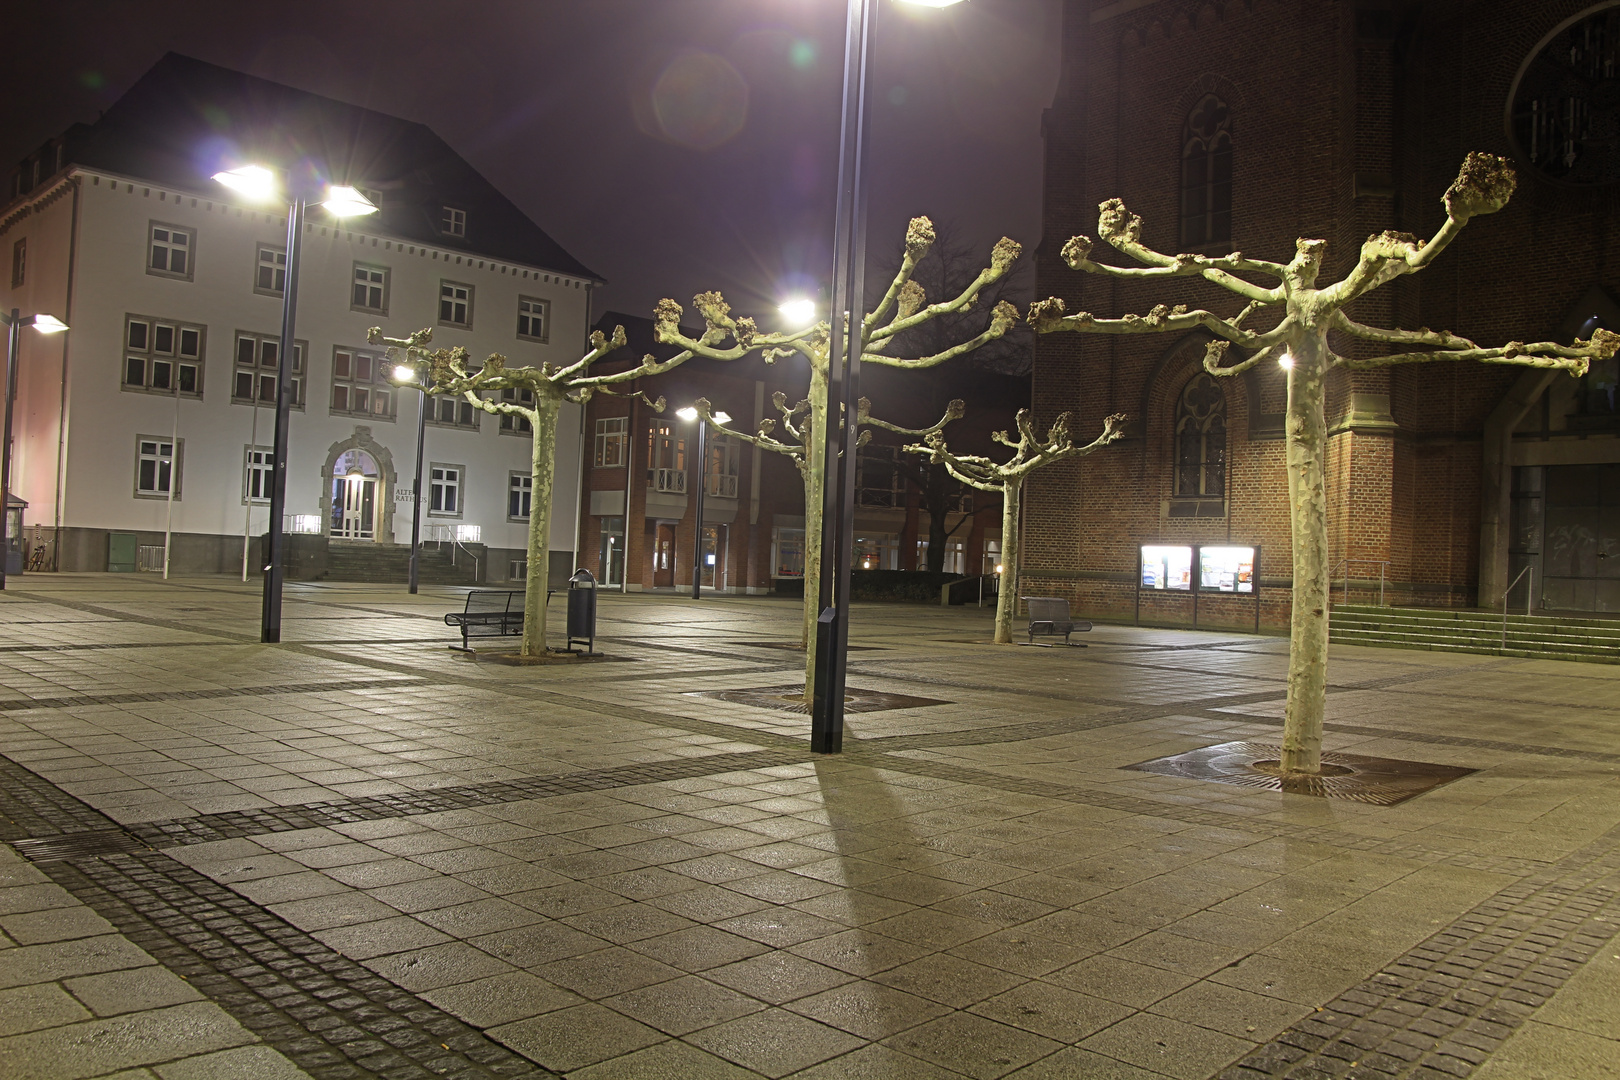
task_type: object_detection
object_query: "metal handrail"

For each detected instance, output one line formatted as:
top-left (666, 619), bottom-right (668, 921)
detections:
top-left (1331, 558), bottom-right (1390, 606)
top-left (1501, 564), bottom-right (1534, 650)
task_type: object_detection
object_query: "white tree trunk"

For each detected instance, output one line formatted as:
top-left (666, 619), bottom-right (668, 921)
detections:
top-left (1281, 330), bottom-right (1330, 772)
top-left (993, 479), bottom-right (1021, 644)
top-left (521, 395), bottom-right (561, 657)
top-left (798, 366), bottom-right (829, 698)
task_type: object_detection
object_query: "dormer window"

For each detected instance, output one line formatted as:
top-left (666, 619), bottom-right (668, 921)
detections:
top-left (442, 206), bottom-right (466, 237)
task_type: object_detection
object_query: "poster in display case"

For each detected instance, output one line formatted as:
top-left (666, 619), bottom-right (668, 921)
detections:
top-left (1199, 545), bottom-right (1255, 593)
top-left (1140, 545), bottom-right (1193, 591)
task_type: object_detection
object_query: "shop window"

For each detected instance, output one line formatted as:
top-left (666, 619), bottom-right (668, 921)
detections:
top-left (772, 527), bottom-right (805, 578)
top-left (1180, 94), bottom-right (1232, 249)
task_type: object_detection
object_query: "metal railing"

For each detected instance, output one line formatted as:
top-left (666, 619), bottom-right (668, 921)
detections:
top-left (136, 545), bottom-right (166, 572)
top-left (705, 473), bottom-right (739, 498)
top-left (1501, 564), bottom-right (1535, 650)
top-left (423, 523), bottom-right (481, 544)
top-left (650, 468), bottom-right (686, 494)
top-left (1331, 558), bottom-right (1390, 606)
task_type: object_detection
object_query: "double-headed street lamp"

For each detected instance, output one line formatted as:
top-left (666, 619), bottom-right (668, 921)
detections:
top-left (676, 405), bottom-right (730, 599)
top-left (810, 0), bottom-right (965, 753)
top-left (212, 165), bottom-right (376, 641)
top-left (0, 310), bottom-right (68, 589)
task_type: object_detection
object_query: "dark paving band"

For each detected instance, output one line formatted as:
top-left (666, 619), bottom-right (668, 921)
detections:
top-left (0, 677), bottom-right (420, 712)
top-left (1222, 823), bottom-right (1620, 1079)
top-left (0, 755), bottom-right (553, 1080)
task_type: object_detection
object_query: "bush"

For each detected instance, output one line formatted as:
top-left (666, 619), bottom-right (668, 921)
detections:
top-left (773, 569), bottom-right (967, 604)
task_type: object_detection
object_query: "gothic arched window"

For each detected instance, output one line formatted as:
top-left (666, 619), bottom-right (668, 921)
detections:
top-left (1181, 94), bottom-right (1232, 248)
top-left (1175, 372), bottom-right (1226, 498)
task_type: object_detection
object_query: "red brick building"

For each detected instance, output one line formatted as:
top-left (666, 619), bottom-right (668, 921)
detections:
top-left (1024, 0), bottom-right (1620, 627)
top-left (575, 312), bottom-right (1025, 594)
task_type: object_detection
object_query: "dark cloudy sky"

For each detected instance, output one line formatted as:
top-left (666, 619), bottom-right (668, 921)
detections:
top-left (2, 0), bottom-right (1062, 325)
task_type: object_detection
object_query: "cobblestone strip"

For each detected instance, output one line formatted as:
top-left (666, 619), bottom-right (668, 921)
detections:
top-left (0, 758), bottom-right (554, 1078)
top-left (1219, 827), bottom-right (1620, 1079)
top-left (0, 676), bottom-right (421, 712)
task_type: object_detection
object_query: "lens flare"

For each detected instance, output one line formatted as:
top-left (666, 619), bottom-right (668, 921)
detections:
top-left (651, 52), bottom-right (749, 151)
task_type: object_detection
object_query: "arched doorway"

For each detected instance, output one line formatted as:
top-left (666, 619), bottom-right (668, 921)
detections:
top-left (331, 449), bottom-right (380, 539)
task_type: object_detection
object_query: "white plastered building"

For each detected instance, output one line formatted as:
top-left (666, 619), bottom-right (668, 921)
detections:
top-left (0, 53), bottom-right (599, 584)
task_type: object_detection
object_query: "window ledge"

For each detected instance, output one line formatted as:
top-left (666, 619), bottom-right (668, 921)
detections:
top-left (1165, 497), bottom-right (1226, 519)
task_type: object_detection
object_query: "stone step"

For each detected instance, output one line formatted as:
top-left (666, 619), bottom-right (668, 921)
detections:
top-left (1331, 615), bottom-right (1620, 648)
top-left (1333, 604), bottom-right (1620, 632)
top-left (1330, 628), bottom-right (1620, 665)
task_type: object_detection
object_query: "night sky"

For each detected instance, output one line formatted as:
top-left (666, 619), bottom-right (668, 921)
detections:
top-left (2, 0), bottom-right (1062, 327)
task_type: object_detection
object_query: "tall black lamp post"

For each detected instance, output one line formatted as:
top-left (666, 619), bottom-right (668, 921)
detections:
top-left (809, 0), bottom-right (966, 753)
top-left (677, 405), bottom-right (730, 599)
top-left (213, 166), bottom-right (376, 641)
top-left (0, 309), bottom-right (68, 589)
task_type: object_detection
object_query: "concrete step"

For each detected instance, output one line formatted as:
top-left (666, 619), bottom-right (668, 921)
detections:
top-left (1328, 605), bottom-right (1620, 663)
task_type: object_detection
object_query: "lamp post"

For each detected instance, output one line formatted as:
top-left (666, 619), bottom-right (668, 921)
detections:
top-left (395, 364), bottom-right (427, 594)
top-left (212, 166), bottom-right (375, 641)
top-left (0, 310), bottom-right (68, 589)
top-left (676, 405), bottom-right (730, 599)
top-left (809, 0), bottom-right (965, 754)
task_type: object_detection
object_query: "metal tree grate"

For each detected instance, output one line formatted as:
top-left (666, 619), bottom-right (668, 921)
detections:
top-left (12, 829), bottom-right (152, 862)
top-left (1123, 740), bottom-right (1475, 805)
top-left (690, 684), bottom-right (950, 716)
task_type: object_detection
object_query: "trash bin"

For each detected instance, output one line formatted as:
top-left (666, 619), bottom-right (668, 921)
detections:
top-left (567, 568), bottom-right (597, 653)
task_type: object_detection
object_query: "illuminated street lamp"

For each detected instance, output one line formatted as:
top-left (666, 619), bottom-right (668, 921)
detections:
top-left (677, 405), bottom-right (730, 599)
top-left (778, 297), bottom-right (817, 327)
top-left (811, 0), bottom-right (966, 753)
top-left (1, 310), bottom-right (68, 588)
top-left (212, 165), bottom-right (376, 641)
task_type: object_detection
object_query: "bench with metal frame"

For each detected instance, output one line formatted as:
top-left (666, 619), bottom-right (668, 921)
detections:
top-left (1023, 596), bottom-right (1092, 646)
top-left (445, 589), bottom-right (547, 651)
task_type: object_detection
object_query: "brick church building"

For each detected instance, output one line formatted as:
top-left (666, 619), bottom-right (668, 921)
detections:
top-left (1024, 0), bottom-right (1620, 628)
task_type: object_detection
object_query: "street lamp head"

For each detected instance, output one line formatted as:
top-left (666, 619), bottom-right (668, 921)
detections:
top-left (1278, 351), bottom-right (1295, 370)
top-left (712, 411), bottom-right (732, 424)
top-left (393, 364), bottom-right (417, 384)
top-left (212, 164), bottom-right (278, 202)
top-left (778, 298), bottom-right (816, 327)
top-left (321, 186), bottom-right (379, 217)
top-left (675, 406), bottom-right (699, 422)
top-left (30, 315), bottom-right (68, 334)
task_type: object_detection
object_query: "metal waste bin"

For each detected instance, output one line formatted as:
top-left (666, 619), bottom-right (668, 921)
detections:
top-left (567, 568), bottom-right (597, 653)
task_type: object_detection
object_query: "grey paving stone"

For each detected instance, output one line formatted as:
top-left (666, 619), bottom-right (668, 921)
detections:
top-left (0, 935), bottom-right (155, 990)
top-left (0, 982), bottom-right (93, 1037)
top-left (0, 904), bottom-right (115, 944)
top-left (489, 1002), bottom-right (665, 1072)
top-left (605, 973), bottom-right (765, 1035)
top-left (63, 967), bottom-right (204, 1017)
top-left (0, 1001), bottom-right (253, 1080)
top-left (687, 1007), bottom-right (866, 1078)
top-left (153, 1045), bottom-right (313, 1080)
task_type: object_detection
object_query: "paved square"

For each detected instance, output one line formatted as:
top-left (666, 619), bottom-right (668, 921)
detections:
top-left (1, 574), bottom-right (1617, 1078)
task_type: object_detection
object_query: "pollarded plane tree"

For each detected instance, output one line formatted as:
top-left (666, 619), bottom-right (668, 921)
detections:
top-left (660, 216), bottom-right (1023, 692)
top-left (895, 408), bottom-right (1127, 646)
top-left (1028, 152), bottom-right (1619, 776)
top-left (693, 392), bottom-right (964, 695)
top-left (373, 301), bottom-right (798, 657)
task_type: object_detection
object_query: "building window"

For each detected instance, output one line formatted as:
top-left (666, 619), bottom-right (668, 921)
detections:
top-left (148, 222), bottom-right (194, 280)
top-left (330, 346), bottom-right (394, 419)
top-left (255, 245), bottom-right (286, 296)
top-left (509, 473), bottom-right (533, 520)
top-left (439, 281), bottom-right (472, 327)
top-left (1180, 94), bottom-right (1232, 249)
top-left (517, 296), bottom-right (548, 342)
top-left (648, 421), bottom-right (686, 493)
top-left (10, 237), bottom-right (23, 288)
top-left (428, 393), bottom-right (479, 429)
top-left (1174, 372), bottom-right (1227, 498)
top-left (500, 387), bottom-right (534, 434)
top-left (234, 333), bottom-right (304, 407)
top-left (856, 445), bottom-right (904, 508)
top-left (136, 437), bottom-right (181, 498)
top-left (124, 316), bottom-right (204, 396)
top-left (704, 434), bottom-right (739, 497)
top-left (442, 206), bottom-right (466, 237)
top-left (245, 446), bottom-right (273, 503)
top-left (772, 527), bottom-right (805, 578)
top-left (352, 264), bottom-right (388, 314)
top-left (594, 417), bottom-right (628, 467)
top-left (429, 464), bottom-right (462, 515)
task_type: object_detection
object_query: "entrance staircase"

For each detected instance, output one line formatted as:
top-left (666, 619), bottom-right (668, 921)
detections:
top-left (1330, 604), bottom-right (1620, 664)
top-left (321, 540), bottom-right (485, 586)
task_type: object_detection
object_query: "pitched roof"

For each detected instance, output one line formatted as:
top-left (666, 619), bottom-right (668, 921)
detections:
top-left (61, 53), bottom-right (600, 281)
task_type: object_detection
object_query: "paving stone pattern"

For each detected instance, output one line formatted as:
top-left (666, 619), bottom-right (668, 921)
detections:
top-left (2, 577), bottom-right (1619, 1078)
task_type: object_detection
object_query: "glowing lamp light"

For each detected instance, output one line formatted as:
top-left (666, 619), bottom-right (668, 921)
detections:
top-left (675, 407), bottom-right (699, 422)
top-left (211, 164), bottom-right (277, 201)
top-left (995, 564), bottom-right (1004, 574)
top-left (1278, 351), bottom-right (1295, 370)
top-left (713, 411), bottom-right (732, 424)
top-left (896, 0), bottom-right (967, 6)
top-left (30, 315), bottom-right (68, 334)
top-left (321, 186), bottom-right (378, 217)
top-left (778, 298), bottom-right (816, 327)
top-left (393, 364), bottom-right (416, 383)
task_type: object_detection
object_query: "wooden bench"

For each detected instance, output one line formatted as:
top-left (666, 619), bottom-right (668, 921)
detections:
top-left (445, 590), bottom-right (528, 651)
top-left (1024, 596), bottom-right (1092, 646)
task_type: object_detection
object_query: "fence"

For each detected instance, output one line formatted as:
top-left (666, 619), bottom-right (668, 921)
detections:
top-left (136, 545), bottom-right (166, 572)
